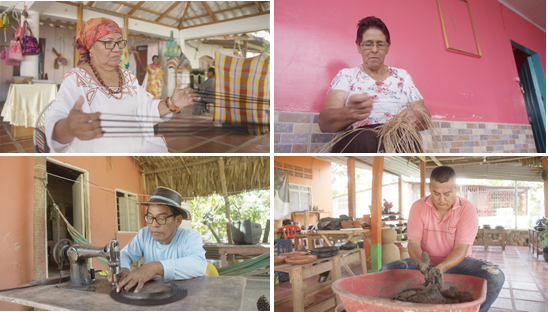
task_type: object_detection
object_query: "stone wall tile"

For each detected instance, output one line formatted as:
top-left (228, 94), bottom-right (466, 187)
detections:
top-left (463, 141), bottom-right (475, 147)
top-left (312, 133), bottom-right (334, 143)
top-left (274, 133), bottom-right (280, 144)
top-left (458, 129), bottom-right (473, 135)
top-left (478, 123), bottom-right (486, 129)
top-left (311, 124), bottom-right (322, 133)
top-left (292, 144), bottom-right (308, 153)
top-left (460, 147), bottom-right (473, 152)
top-left (310, 144), bottom-right (325, 153)
top-left (466, 123), bottom-right (478, 129)
top-left (451, 141), bottom-right (464, 148)
top-left (312, 114), bottom-right (319, 124)
top-left (293, 123), bottom-right (311, 133)
top-left (491, 129), bottom-right (503, 134)
top-left (278, 112), bottom-right (312, 123)
top-left (455, 135), bottom-right (470, 141)
top-left (480, 135), bottom-right (489, 140)
top-left (442, 135), bottom-right (454, 141)
top-left (275, 145), bottom-right (291, 153)
top-left (275, 123), bottom-right (293, 133)
top-left (274, 110), bottom-right (279, 122)
top-left (280, 134), bottom-right (309, 144)
top-left (441, 122), bottom-right (451, 128)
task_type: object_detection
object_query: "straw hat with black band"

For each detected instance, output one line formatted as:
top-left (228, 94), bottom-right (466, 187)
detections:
top-left (138, 186), bottom-right (191, 220)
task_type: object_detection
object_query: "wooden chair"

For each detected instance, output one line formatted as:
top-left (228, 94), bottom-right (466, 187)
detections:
top-left (33, 100), bottom-right (55, 153)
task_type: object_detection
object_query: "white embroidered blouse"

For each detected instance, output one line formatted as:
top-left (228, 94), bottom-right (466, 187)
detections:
top-left (328, 65), bottom-right (423, 130)
top-left (45, 67), bottom-right (171, 153)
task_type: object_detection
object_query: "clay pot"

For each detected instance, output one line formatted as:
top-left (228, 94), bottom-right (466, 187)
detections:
top-left (382, 243), bottom-right (400, 265)
top-left (363, 214), bottom-right (371, 223)
top-left (382, 228), bottom-right (397, 244)
top-left (274, 256), bottom-right (287, 264)
top-left (280, 251), bottom-right (308, 258)
top-left (285, 255), bottom-right (317, 265)
top-left (352, 220), bottom-right (361, 228)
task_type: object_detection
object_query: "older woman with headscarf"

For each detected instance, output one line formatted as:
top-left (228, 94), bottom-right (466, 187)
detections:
top-left (45, 18), bottom-right (196, 153)
top-left (319, 16), bottom-right (431, 153)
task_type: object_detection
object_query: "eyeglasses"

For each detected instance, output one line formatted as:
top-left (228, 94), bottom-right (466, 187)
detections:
top-left (144, 214), bottom-right (174, 225)
top-left (360, 42), bottom-right (388, 51)
top-left (96, 40), bottom-right (127, 50)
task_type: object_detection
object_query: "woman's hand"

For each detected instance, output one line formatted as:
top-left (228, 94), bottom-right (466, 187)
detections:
top-left (171, 79), bottom-right (200, 109)
top-left (396, 107), bottom-right (426, 131)
top-left (345, 93), bottom-right (374, 122)
top-left (67, 96), bottom-right (103, 139)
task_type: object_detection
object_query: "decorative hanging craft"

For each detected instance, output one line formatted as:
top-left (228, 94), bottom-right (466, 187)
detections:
top-left (213, 52), bottom-right (270, 136)
top-left (22, 21), bottom-right (40, 55)
top-left (164, 31), bottom-right (178, 58)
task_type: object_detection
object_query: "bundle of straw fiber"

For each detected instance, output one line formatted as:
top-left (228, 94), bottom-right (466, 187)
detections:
top-left (320, 107), bottom-right (446, 153)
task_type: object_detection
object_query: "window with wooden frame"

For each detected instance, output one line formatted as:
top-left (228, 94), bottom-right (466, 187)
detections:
top-left (289, 183), bottom-right (312, 212)
top-left (116, 190), bottom-right (139, 232)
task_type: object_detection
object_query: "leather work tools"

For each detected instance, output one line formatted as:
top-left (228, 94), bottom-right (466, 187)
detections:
top-left (53, 234), bottom-right (121, 287)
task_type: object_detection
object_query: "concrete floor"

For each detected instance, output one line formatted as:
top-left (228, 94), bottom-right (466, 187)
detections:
top-left (242, 276), bottom-right (271, 311)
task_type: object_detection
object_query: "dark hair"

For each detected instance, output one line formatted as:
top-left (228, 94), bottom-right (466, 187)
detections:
top-left (430, 166), bottom-right (456, 184)
top-left (152, 55), bottom-right (159, 60)
top-left (356, 16), bottom-right (391, 45)
top-left (208, 68), bottom-right (215, 75)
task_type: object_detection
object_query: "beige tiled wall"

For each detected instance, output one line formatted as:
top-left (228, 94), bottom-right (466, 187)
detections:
top-left (274, 111), bottom-right (537, 153)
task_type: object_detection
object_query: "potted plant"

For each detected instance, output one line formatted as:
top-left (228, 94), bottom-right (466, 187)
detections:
top-left (540, 222), bottom-right (548, 262)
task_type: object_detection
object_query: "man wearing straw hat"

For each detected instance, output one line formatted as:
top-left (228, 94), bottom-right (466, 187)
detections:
top-left (108, 186), bottom-right (207, 293)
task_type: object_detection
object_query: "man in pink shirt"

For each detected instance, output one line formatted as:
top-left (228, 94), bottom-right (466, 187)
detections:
top-left (380, 166), bottom-right (504, 312)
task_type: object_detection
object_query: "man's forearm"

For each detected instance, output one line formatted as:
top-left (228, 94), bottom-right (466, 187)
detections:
top-left (408, 241), bottom-right (423, 266)
top-left (319, 107), bottom-right (354, 133)
top-left (149, 261), bottom-right (164, 276)
top-left (435, 246), bottom-right (468, 273)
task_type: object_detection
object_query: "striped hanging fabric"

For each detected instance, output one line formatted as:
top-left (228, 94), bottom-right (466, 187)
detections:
top-left (214, 52), bottom-right (270, 136)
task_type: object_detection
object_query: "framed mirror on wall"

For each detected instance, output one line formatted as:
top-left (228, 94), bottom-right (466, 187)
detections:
top-left (437, 0), bottom-right (482, 57)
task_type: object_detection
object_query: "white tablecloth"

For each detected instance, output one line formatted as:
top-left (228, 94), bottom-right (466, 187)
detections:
top-left (1, 83), bottom-right (58, 127)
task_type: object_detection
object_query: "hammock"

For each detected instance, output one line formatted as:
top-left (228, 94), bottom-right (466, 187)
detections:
top-left (217, 252), bottom-right (270, 276)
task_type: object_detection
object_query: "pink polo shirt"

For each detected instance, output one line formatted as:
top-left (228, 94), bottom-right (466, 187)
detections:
top-left (407, 195), bottom-right (479, 265)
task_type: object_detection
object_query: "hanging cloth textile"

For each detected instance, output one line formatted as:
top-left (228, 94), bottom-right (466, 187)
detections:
top-left (164, 31), bottom-right (178, 57)
top-left (214, 52), bottom-right (270, 136)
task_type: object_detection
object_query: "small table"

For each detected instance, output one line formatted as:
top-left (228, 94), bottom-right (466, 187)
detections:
top-left (528, 229), bottom-right (548, 258)
top-left (1, 83), bottom-right (57, 139)
top-left (473, 228), bottom-right (506, 251)
top-left (216, 243), bottom-right (270, 266)
top-left (274, 248), bottom-right (367, 312)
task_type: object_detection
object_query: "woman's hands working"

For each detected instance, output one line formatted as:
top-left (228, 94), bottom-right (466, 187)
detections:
top-left (52, 96), bottom-right (103, 144)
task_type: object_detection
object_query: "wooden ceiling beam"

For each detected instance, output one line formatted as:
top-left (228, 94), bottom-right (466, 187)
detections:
top-left (40, 19), bottom-right (76, 31)
top-left (178, 1), bottom-right (191, 29)
top-left (201, 1), bottom-right (217, 21)
top-left (88, 1), bottom-right (95, 7)
top-left (156, 1), bottom-right (181, 22)
top-left (182, 11), bottom-right (269, 30)
top-left (127, 1), bottom-right (145, 15)
top-left (254, 1), bottom-right (263, 12)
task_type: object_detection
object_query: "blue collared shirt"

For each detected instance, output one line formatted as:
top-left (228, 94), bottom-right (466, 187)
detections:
top-left (120, 227), bottom-right (207, 281)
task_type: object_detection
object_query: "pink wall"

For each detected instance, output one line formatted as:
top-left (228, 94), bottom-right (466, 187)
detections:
top-left (274, 0), bottom-right (546, 124)
top-left (0, 156), bottom-right (144, 310)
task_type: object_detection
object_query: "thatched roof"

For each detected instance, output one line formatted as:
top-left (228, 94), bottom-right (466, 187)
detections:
top-left (132, 156), bottom-right (269, 198)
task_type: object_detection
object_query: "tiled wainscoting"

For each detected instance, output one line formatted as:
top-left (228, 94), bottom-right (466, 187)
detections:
top-left (274, 111), bottom-right (537, 153)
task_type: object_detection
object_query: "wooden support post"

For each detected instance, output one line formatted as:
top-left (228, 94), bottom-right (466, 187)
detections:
top-left (74, 3), bottom-right (83, 67)
top-left (347, 158), bottom-right (356, 219)
top-left (420, 159), bottom-right (426, 198)
top-left (370, 156), bottom-right (384, 272)
top-left (398, 177), bottom-right (403, 225)
top-left (544, 157), bottom-right (548, 218)
top-left (141, 172), bottom-right (147, 225)
top-left (304, 211), bottom-right (309, 230)
top-left (124, 16), bottom-right (129, 41)
top-left (33, 156), bottom-right (47, 280)
top-left (218, 157), bottom-right (233, 244)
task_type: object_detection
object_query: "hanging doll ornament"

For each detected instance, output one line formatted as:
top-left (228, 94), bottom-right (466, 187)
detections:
top-left (52, 48), bottom-right (67, 69)
top-left (2, 13), bottom-right (9, 42)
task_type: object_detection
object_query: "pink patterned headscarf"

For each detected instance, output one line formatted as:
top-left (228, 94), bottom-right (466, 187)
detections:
top-left (75, 17), bottom-right (122, 65)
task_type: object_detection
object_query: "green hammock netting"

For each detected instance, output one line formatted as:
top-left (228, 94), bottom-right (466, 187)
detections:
top-left (217, 252), bottom-right (270, 276)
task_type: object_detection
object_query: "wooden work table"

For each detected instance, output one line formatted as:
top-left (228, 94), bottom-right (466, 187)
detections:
top-left (217, 243), bottom-right (270, 266)
top-left (274, 248), bottom-right (367, 312)
top-left (294, 229), bottom-right (370, 249)
top-left (0, 276), bottom-right (246, 310)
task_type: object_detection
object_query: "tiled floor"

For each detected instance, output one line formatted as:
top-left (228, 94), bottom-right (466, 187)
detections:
top-left (274, 246), bottom-right (548, 312)
top-left (0, 103), bottom-right (270, 153)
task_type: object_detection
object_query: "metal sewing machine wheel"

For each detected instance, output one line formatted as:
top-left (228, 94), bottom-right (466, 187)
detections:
top-left (53, 234), bottom-right (121, 287)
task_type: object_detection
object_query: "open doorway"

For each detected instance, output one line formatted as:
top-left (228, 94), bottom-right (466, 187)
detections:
top-left (136, 45), bottom-right (148, 85)
top-left (511, 40), bottom-right (546, 153)
top-left (46, 159), bottom-right (89, 278)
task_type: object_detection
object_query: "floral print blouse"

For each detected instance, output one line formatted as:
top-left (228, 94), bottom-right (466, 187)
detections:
top-left (328, 65), bottom-right (423, 131)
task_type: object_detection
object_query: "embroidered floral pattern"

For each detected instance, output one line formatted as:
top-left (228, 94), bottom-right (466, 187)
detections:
top-left (328, 65), bottom-right (423, 130)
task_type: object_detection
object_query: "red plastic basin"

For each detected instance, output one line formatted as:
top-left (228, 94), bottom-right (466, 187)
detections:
top-left (332, 269), bottom-right (487, 312)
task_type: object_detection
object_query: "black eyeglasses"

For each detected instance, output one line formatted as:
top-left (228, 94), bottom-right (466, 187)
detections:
top-left (144, 214), bottom-right (174, 225)
top-left (96, 40), bottom-right (127, 50)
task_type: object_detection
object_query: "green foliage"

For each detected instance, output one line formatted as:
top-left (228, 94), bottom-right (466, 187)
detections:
top-left (190, 190), bottom-right (270, 243)
top-left (263, 40), bottom-right (270, 53)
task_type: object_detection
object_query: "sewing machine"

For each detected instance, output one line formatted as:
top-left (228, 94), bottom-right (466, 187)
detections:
top-left (53, 234), bottom-right (121, 287)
